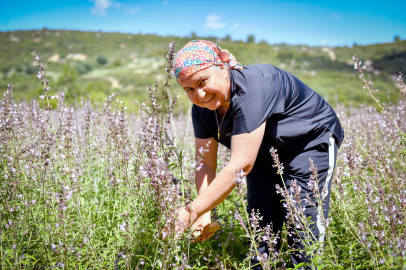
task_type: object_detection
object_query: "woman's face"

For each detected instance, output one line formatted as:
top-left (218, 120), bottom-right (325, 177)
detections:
top-left (180, 66), bottom-right (230, 111)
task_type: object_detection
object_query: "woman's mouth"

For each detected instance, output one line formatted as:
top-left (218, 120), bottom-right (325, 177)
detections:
top-left (203, 94), bottom-right (214, 103)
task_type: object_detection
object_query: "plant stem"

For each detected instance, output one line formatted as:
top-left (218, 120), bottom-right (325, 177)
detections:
top-left (75, 197), bottom-right (102, 270)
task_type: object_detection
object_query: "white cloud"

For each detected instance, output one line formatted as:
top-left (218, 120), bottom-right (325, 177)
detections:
top-left (124, 7), bottom-right (141, 14)
top-left (203, 14), bottom-right (226, 30)
top-left (163, 1), bottom-right (170, 5)
top-left (90, 0), bottom-right (120, 16)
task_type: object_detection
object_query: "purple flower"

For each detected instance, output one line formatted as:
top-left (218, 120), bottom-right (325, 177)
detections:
top-left (119, 221), bottom-right (127, 231)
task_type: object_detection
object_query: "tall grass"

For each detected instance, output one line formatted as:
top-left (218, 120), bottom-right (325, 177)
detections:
top-left (0, 44), bottom-right (405, 269)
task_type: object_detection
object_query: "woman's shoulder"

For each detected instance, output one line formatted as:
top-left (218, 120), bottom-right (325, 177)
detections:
top-left (230, 64), bottom-right (281, 96)
top-left (231, 64), bottom-right (281, 88)
top-left (236, 64), bottom-right (281, 76)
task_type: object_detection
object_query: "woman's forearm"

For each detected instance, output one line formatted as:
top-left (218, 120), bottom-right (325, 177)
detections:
top-left (195, 164), bottom-right (216, 195)
top-left (189, 123), bottom-right (265, 224)
top-left (190, 164), bottom-right (239, 223)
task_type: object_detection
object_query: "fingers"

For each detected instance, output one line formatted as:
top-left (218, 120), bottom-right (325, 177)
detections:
top-left (173, 207), bottom-right (191, 239)
top-left (207, 232), bottom-right (215, 239)
top-left (190, 222), bottom-right (201, 232)
top-left (195, 232), bottom-right (215, 242)
top-left (200, 223), bottom-right (211, 241)
top-left (174, 222), bottom-right (187, 240)
top-left (164, 207), bottom-right (190, 240)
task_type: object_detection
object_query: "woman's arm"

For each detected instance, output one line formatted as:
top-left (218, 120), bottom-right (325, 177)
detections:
top-left (195, 137), bottom-right (218, 195)
top-left (189, 122), bottom-right (266, 224)
top-left (189, 137), bottom-right (218, 241)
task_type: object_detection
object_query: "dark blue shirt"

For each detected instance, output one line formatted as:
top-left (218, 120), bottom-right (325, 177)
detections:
top-left (192, 64), bottom-right (344, 172)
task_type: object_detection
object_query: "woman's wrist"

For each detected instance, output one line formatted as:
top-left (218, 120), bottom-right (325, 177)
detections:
top-left (186, 202), bottom-right (200, 225)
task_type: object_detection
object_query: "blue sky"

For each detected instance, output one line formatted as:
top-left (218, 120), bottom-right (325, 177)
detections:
top-left (1, 0), bottom-right (405, 46)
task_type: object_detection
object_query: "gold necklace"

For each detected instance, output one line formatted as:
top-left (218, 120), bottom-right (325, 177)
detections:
top-left (215, 107), bottom-right (228, 140)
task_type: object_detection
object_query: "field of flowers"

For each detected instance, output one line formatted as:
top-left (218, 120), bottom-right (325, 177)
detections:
top-left (1, 43), bottom-right (405, 269)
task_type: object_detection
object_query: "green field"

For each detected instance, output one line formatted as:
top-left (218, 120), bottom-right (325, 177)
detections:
top-left (1, 30), bottom-right (406, 269)
top-left (1, 29), bottom-right (405, 111)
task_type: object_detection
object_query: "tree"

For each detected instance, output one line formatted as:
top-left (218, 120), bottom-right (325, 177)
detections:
top-left (223, 35), bottom-right (231, 42)
top-left (394, 35), bottom-right (400, 42)
top-left (97, 53), bottom-right (108, 65)
top-left (247, 34), bottom-right (255, 43)
top-left (258, 39), bottom-right (269, 45)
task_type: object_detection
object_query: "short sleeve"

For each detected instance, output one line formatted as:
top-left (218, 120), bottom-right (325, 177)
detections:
top-left (192, 105), bottom-right (213, 139)
top-left (231, 67), bottom-right (282, 135)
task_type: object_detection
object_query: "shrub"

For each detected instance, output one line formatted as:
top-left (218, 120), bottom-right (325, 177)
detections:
top-left (108, 59), bottom-right (121, 68)
top-left (25, 64), bottom-right (37, 75)
top-left (2, 66), bottom-right (11, 74)
top-left (73, 62), bottom-right (92, 75)
top-left (97, 53), bottom-right (108, 65)
top-left (15, 63), bottom-right (23, 73)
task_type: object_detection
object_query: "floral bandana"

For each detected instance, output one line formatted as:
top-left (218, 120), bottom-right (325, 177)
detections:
top-left (173, 39), bottom-right (243, 84)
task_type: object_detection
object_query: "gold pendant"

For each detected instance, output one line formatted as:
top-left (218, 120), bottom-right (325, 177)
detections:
top-left (218, 132), bottom-right (220, 140)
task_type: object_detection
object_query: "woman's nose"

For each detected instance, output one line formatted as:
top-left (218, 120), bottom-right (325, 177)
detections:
top-left (196, 88), bottom-right (206, 100)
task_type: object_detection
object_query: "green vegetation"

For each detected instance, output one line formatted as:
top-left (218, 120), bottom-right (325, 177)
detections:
top-left (0, 28), bottom-right (405, 111)
top-left (1, 31), bottom-right (406, 269)
top-left (96, 53), bottom-right (108, 65)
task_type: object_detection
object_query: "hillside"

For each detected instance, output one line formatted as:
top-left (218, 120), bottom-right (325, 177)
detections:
top-left (1, 29), bottom-right (405, 111)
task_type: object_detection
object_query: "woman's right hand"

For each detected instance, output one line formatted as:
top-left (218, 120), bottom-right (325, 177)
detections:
top-left (191, 211), bottom-right (214, 241)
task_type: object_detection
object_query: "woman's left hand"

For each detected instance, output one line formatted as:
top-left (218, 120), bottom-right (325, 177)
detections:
top-left (174, 205), bottom-right (196, 239)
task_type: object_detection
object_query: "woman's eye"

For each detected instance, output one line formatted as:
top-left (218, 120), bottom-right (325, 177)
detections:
top-left (200, 80), bottom-right (206, 85)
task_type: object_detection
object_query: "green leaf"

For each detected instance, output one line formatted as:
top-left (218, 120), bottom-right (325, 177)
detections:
top-left (294, 262), bottom-right (309, 269)
top-left (156, 259), bottom-right (162, 268)
top-left (134, 255), bottom-right (150, 261)
top-left (24, 254), bottom-right (37, 261)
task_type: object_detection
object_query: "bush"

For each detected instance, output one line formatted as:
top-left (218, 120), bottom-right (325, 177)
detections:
top-left (15, 64), bottom-right (23, 73)
top-left (2, 66), bottom-right (11, 74)
top-left (97, 53), bottom-right (108, 65)
top-left (73, 62), bottom-right (92, 75)
top-left (25, 64), bottom-right (37, 75)
top-left (108, 59), bottom-right (121, 68)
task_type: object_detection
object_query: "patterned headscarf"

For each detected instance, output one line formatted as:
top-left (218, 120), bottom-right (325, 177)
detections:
top-left (173, 39), bottom-right (243, 84)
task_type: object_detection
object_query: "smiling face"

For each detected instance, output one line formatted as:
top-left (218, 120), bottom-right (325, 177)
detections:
top-left (180, 65), bottom-right (231, 111)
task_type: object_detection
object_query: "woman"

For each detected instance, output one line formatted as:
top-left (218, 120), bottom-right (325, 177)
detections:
top-left (173, 40), bottom-right (344, 267)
